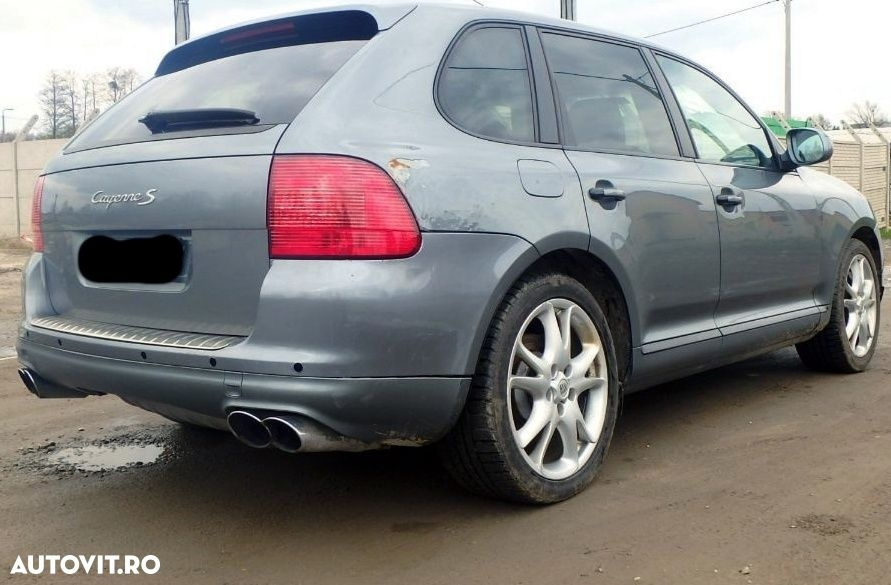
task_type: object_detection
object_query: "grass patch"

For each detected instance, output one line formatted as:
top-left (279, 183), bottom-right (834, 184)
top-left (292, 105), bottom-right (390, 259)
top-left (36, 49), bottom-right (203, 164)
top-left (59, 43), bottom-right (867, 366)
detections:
top-left (881, 227), bottom-right (891, 240)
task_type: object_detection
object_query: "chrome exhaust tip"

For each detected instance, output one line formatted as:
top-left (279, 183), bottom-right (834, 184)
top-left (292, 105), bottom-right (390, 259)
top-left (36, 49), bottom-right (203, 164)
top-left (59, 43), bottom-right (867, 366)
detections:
top-left (263, 416), bottom-right (304, 453)
top-left (227, 410), bottom-right (271, 449)
top-left (263, 414), bottom-right (372, 453)
top-left (18, 368), bottom-right (37, 396)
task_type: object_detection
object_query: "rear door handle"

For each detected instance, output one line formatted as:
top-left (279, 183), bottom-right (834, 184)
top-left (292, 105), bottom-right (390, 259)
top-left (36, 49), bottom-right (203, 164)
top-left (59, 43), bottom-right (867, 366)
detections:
top-left (589, 183), bottom-right (626, 202)
top-left (715, 187), bottom-right (743, 207)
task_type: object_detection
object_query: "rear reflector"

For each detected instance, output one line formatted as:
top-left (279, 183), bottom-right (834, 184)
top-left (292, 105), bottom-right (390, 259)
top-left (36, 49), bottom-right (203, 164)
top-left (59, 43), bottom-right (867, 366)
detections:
top-left (31, 176), bottom-right (45, 252)
top-left (267, 156), bottom-right (421, 259)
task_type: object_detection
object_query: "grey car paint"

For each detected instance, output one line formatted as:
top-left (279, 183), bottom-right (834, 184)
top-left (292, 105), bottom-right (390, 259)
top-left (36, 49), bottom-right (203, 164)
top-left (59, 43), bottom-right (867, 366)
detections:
top-left (699, 163), bottom-right (824, 327)
top-left (41, 155), bottom-right (272, 335)
top-left (18, 3), bottom-right (883, 447)
top-left (570, 152), bottom-right (721, 349)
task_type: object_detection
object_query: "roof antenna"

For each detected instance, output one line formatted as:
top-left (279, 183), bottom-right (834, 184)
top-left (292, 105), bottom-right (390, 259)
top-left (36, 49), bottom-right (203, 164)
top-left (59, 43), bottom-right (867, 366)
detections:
top-left (472, 0), bottom-right (484, 5)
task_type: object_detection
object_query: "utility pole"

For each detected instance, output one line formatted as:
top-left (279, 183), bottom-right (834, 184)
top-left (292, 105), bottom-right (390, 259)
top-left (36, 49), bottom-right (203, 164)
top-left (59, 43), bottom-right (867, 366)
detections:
top-left (784, 0), bottom-right (792, 120)
top-left (1, 109), bottom-right (12, 142)
top-left (560, 0), bottom-right (576, 21)
top-left (174, 0), bottom-right (190, 45)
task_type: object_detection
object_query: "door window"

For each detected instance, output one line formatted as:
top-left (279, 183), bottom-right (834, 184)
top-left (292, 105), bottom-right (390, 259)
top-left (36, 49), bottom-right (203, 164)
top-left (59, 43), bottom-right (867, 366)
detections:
top-left (657, 56), bottom-right (774, 168)
top-left (541, 33), bottom-right (679, 157)
top-left (438, 27), bottom-right (535, 143)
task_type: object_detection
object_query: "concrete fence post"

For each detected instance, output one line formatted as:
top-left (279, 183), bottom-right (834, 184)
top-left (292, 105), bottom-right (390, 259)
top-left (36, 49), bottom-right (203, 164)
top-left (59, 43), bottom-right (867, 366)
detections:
top-left (11, 140), bottom-right (19, 237)
top-left (844, 125), bottom-right (865, 192)
top-left (12, 116), bottom-right (38, 238)
top-left (870, 125), bottom-right (891, 229)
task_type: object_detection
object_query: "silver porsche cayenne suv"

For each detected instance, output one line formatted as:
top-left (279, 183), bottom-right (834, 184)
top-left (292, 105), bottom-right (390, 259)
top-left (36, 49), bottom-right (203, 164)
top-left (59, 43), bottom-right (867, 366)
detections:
top-left (17, 3), bottom-right (882, 503)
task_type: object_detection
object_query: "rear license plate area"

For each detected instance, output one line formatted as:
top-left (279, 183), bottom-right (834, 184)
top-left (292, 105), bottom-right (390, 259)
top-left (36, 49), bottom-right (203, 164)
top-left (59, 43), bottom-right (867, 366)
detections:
top-left (78, 234), bottom-right (186, 285)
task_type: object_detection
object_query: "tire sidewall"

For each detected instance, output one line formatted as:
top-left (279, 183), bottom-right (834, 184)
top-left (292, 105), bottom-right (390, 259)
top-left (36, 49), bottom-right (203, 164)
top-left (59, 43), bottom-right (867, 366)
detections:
top-left (485, 273), bottom-right (620, 502)
top-left (834, 240), bottom-right (881, 370)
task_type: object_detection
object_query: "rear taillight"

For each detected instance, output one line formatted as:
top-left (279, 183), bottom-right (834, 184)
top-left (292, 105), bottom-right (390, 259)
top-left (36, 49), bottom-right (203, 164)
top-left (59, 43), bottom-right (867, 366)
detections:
top-left (267, 155), bottom-right (421, 259)
top-left (31, 176), bottom-right (45, 252)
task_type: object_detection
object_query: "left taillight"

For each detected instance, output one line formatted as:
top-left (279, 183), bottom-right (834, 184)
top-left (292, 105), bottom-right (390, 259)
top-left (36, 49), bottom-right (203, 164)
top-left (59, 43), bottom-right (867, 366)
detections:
top-left (267, 155), bottom-right (421, 259)
top-left (31, 176), bottom-right (45, 252)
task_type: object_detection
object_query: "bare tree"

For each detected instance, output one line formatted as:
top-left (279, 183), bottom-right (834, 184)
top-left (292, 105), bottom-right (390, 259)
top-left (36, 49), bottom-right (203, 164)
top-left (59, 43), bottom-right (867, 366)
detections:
top-left (79, 73), bottom-right (104, 124)
top-left (38, 71), bottom-right (68, 139)
top-left (846, 101), bottom-right (889, 128)
top-left (106, 67), bottom-right (140, 104)
top-left (35, 66), bottom-right (143, 138)
top-left (60, 71), bottom-right (81, 135)
top-left (808, 114), bottom-right (833, 130)
top-left (80, 76), bottom-right (92, 124)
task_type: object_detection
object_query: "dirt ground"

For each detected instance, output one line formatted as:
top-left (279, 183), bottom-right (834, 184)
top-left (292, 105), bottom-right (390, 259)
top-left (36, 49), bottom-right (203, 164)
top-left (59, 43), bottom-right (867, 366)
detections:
top-left (2, 246), bottom-right (891, 585)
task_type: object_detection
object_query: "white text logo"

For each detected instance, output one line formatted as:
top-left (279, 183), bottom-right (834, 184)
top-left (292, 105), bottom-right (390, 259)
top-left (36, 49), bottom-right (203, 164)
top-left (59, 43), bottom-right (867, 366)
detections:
top-left (10, 554), bottom-right (160, 576)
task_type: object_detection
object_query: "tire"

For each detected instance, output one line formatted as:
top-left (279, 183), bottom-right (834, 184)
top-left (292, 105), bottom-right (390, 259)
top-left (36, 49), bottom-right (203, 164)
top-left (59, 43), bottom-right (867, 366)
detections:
top-left (439, 272), bottom-right (620, 504)
top-left (796, 239), bottom-right (881, 373)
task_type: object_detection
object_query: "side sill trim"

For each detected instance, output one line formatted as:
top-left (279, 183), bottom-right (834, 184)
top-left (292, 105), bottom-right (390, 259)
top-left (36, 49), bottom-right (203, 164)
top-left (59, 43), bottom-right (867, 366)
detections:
top-left (640, 306), bottom-right (823, 355)
top-left (718, 306), bottom-right (821, 337)
top-left (641, 329), bottom-right (721, 355)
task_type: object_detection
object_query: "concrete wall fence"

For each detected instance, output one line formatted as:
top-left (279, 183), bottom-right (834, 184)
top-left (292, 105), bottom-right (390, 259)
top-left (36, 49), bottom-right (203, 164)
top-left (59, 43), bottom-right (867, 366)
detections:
top-left (821, 128), bottom-right (891, 227)
top-left (0, 139), bottom-right (68, 239)
top-left (0, 132), bottom-right (889, 240)
top-left (777, 128), bottom-right (891, 227)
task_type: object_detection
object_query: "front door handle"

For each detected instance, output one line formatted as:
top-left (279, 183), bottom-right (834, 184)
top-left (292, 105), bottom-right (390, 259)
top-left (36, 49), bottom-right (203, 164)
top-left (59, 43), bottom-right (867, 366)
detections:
top-left (589, 181), bottom-right (626, 202)
top-left (715, 187), bottom-right (743, 207)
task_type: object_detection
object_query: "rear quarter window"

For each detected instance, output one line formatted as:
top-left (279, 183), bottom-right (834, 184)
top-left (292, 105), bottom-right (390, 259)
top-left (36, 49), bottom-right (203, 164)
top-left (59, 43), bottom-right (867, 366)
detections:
top-left (437, 26), bottom-right (535, 143)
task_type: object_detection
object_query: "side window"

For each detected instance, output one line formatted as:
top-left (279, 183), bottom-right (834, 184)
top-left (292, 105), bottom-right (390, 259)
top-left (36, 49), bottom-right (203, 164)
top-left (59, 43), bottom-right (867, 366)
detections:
top-left (438, 27), bottom-right (535, 143)
top-left (541, 33), bottom-right (678, 157)
top-left (656, 56), bottom-right (774, 168)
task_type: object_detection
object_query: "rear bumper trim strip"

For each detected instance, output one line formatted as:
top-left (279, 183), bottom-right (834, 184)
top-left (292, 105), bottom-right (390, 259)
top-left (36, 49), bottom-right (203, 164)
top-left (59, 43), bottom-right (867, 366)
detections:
top-left (29, 316), bottom-right (242, 351)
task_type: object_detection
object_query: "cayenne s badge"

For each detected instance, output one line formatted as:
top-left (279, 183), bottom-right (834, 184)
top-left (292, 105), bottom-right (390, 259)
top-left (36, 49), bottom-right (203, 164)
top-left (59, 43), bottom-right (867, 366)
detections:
top-left (91, 189), bottom-right (157, 209)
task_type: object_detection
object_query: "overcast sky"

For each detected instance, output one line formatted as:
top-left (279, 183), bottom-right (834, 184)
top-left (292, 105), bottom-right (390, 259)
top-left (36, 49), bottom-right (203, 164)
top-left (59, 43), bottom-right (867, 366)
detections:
top-left (0, 0), bottom-right (888, 133)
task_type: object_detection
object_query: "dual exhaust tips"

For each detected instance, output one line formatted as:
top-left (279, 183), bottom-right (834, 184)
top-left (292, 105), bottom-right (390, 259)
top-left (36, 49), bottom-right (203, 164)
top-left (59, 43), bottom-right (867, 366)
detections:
top-left (227, 411), bottom-right (369, 453)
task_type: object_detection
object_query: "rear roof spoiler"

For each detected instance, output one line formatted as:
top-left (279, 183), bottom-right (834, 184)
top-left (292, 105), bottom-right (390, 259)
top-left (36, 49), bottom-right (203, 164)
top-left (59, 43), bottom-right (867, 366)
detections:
top-left (157, 4), bottom-right (417, 76)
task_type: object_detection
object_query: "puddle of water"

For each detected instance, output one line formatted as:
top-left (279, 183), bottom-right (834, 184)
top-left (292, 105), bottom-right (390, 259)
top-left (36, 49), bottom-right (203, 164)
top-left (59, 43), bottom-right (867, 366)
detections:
top-left (47, 444), bottom-right (165, 472)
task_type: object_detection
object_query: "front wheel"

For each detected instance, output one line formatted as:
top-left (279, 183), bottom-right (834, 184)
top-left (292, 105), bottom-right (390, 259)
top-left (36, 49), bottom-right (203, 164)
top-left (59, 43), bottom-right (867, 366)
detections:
top-left (797, 239), bottom-right (881, 373)
top-left (439, 273), bottom-right (620, 504)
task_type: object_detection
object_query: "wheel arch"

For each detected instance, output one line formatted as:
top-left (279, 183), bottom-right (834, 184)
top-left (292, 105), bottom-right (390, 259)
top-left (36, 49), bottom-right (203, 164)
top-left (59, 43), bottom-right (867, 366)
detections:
top-left (851, 224), bottom-right (883, 296)
top-left (470, 245), bottom-right (638, 385)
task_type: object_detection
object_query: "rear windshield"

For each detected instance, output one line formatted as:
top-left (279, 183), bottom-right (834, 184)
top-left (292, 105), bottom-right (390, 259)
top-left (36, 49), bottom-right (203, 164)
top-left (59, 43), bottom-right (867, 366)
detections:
top-left (67, 28), bottom-right (370, 152)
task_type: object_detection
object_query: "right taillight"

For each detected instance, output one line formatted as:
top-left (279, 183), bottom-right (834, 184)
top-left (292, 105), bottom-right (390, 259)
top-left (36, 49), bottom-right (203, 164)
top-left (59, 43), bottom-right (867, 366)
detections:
top-left (267, 155), bottom-right (421, 259)
top-left (31, 176), bottom-right (45, 252)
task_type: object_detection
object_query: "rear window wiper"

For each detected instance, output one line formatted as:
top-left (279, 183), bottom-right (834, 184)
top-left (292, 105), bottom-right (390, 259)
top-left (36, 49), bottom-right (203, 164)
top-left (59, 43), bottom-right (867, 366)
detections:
top-left (138, 108), bottom-right (260, 134)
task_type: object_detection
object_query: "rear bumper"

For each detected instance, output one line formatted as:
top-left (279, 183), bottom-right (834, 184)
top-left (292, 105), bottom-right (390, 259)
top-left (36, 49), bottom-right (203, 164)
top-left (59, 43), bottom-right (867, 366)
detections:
top-left (18, 231), bottom-right (538, 445)
top-left (17, 336), bottom-right (470, 445)
top-left (24, 232), bottom-right (534, 378)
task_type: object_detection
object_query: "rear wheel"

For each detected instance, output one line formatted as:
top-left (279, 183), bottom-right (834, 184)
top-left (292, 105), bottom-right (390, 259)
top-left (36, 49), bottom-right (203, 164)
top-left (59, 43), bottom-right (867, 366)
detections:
top-left (439, 273), bottom-right (619, 504)
top-left (797, 239), bottom-right (880, 373)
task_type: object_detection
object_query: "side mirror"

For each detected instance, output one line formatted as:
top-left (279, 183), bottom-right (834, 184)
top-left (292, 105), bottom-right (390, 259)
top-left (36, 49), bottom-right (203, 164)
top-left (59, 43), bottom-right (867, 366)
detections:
top-left (785, 128), bottom-right (833, 168)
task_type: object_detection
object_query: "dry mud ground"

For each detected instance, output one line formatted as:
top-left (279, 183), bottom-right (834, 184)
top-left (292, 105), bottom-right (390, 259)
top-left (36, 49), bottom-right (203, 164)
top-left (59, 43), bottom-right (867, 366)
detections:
top-left (2, 246), bottom-right (891, 584)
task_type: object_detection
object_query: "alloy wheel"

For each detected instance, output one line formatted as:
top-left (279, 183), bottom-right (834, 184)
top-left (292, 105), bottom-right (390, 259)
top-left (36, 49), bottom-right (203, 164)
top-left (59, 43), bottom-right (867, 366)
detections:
top-left (507, 299), bottom-right (609, 480)
top-left (843, 253), bottom-right (878, 358)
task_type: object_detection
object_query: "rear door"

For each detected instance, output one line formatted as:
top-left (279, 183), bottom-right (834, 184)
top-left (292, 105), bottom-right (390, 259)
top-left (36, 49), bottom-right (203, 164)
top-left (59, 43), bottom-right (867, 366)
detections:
top-left (539, 31), bottom-right (722, 351)
top-left (655, 55), bottom-right (822, 332)
top-left (37, 11), bottom-right (378, 336)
